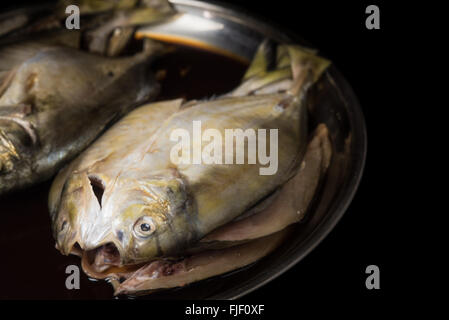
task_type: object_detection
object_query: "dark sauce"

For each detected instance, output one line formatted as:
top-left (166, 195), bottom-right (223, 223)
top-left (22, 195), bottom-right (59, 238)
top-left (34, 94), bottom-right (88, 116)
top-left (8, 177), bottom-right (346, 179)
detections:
top-left (151, 45), bottom-right (248, 101)
top-left (0, 44), bottom-right (247, 299)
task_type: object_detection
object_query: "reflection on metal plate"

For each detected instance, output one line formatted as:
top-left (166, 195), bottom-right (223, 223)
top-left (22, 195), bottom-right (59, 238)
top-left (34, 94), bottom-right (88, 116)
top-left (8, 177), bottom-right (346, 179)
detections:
top-left (136, 1), bottom-right (265, 62)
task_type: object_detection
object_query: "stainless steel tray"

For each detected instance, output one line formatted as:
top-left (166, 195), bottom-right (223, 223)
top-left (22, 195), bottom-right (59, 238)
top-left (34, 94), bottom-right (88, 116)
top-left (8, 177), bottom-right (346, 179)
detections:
top-left (0, 0), bottom-right (367, 299)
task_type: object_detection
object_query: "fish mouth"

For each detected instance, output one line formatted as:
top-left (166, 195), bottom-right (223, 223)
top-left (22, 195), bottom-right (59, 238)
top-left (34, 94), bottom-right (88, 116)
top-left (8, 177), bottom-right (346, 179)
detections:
top-left (70, 241), bottom-right (185, 295)
top-left (56, 220), bottom-right (159, 289)
top-left (78, 242), bottom-right (145, 282)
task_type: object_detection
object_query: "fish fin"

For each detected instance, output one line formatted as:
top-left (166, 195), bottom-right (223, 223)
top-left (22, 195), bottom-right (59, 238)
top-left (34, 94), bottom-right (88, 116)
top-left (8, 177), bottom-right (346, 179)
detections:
top-left (241, 39), bottom-right (274, 81)
top-left (286, 44), bottom-right (331, 96)
top-left (86, 0), bottom-right (176, 55)
top-left (230, 41), bottom-right (330, 97)
top-left (229, 40), bottom-right (288, 96)
top-left (179, 99), bottom-right (198, 110)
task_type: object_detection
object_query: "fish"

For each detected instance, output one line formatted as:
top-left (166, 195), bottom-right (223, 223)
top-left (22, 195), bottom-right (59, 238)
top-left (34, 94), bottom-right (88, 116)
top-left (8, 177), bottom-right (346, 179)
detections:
top-left (49, 41), bottom-right (330, 283)
top-left (0, 41), bottom-right (162, 195)
top-left (79, 123), bottom-right (332, 295)
top-left (111, 124), bottom-right (332, 295)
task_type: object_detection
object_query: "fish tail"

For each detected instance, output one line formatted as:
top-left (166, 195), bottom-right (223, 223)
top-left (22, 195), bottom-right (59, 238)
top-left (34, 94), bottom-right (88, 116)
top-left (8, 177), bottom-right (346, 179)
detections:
top-left (230, 40), bottom-right (330, 97)
top-left (285, 44), bottom-right (331, 97)
top-left (240, 39), bottom-right (277, 82)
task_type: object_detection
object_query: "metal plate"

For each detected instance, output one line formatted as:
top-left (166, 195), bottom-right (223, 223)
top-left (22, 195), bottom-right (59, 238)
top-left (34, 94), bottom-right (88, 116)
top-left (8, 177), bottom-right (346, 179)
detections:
top-left (134, 0), bottom-right (367, 299)
top-left (0, 0), bottom-right (367, 299)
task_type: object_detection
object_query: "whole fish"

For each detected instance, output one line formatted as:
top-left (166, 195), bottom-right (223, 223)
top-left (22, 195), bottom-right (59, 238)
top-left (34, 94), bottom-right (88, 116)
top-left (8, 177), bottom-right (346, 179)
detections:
top-left (50, 41), bottom-right (330, 272)
top-left (80, 124), bottom-right (332, 296)
top-left (0, 42), bottom-right (160, 195)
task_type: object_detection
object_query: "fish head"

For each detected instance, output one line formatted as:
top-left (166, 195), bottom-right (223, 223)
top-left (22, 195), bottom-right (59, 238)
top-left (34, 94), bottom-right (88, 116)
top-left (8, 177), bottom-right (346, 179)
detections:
top-left (105, 174), bottom-right (198, 263)
top-left (52, 171), bottom-right (198, 268)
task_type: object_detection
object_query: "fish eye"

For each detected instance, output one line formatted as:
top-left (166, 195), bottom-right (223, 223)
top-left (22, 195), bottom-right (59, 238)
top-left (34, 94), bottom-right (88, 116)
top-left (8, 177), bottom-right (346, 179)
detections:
top-left (133, 216), bottom-right (155, 239)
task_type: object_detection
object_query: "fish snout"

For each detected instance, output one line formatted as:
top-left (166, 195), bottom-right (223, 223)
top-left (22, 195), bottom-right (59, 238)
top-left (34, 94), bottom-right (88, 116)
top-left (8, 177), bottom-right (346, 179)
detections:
top-left (52, 172), bottom-right (104, 255)
top-left (55, 218), bottom-right (125, 266)
top-left (52, 171), bottom-right (137, 265)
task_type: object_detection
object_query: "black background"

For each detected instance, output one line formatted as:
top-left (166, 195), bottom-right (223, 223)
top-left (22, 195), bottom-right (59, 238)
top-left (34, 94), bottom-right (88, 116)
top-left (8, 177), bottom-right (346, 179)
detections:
top-left (0, 0), bottom-right (415, 314)
top-left (222, 0), bottom-right (399, 304)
